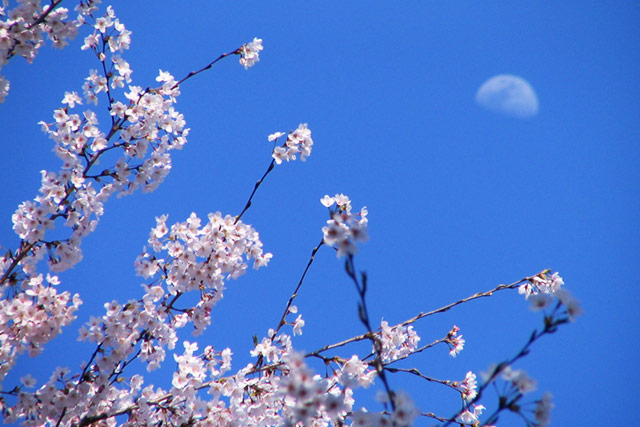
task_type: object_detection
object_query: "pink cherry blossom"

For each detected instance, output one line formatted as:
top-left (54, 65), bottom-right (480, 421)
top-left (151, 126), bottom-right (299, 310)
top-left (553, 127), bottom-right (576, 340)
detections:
top-left (239, 37), bottom-right (263, 69)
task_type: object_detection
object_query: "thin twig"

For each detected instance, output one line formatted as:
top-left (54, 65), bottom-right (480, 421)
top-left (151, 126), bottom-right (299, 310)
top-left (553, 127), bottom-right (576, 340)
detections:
top-left (383, 337), bottom-right (448, 365)
top-left (270, 238), bottom-right (325, 337)
top-left (344, 254), bottom-right (396, 411)
top-left (396, 279), bottom-right (530, 329)
top-left (235, 160), bottom-right (275, 224)
top-left (172, 48), bottom-right (242, 90)
top-left (305, 272), bottom-right (541, 359)
top-left (386, 366), bottom-right (458, 392)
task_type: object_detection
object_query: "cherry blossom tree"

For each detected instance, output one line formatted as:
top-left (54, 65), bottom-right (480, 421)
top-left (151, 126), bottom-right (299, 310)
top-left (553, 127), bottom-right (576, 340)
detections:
top-left (0, 2), bottom-right (581, 426)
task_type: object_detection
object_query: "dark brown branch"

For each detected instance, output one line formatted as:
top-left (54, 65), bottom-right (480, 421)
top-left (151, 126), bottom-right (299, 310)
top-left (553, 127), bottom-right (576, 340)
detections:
top-left (235, 160), bottom-right (275, 224)
top-left (305, 272), bottom-right (543, 359)
top-left (270, 238), bottom-right (324, 339)
top-left (171, 48), bottom-right (242, 90)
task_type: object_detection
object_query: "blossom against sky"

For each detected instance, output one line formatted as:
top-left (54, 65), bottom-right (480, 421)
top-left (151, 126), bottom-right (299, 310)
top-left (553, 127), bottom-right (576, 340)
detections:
top-left (1, 2), bottom-right (638, 426)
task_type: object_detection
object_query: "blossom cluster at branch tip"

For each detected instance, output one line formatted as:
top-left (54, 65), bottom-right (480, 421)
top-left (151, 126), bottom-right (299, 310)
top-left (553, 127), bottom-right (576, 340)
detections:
top-left (269, 123), bottom-right (313, 164)
top-left (520, 271), bottom-right (583, 321)
top-left (501, 365), bottom-right (537, 394)
top-left (518, 270), bottom-right (564, 298)
top-left (458, 403), bottom-right (486, 425)
top-left (321, 193), bottom-right (369, 257)
top-left (447, 324), bottom-right (465, 357)
top-left (239, 37), bottom-right (263, 69)
top-left (478, 364), bottom-right (554, 425)
top-left (534, 392), bottom-right (554, 426)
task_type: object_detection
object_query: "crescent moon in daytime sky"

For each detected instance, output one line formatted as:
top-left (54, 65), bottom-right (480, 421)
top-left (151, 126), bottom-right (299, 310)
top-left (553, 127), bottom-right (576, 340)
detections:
top-left (475, 74), bottom-right (539, 118)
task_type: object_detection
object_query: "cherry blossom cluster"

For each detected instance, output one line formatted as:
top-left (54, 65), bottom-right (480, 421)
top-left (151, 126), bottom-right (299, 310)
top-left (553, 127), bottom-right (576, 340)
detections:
top-left (529, 287), bottom-right (583, 322)
top-left (250, 328), bottom-right (294, 363)
top-left (181, 331), bottom-right (301, 425)
top-left (0, 0), bottom-right (101, 102)
top-left (191, 345), bottom-right (367, 425)
top-left (377, 320), bottom-right (420, 363)
top-left (278, 352), bottom-right (350, 425)
top-left (520, 271), bottom-right (582, 321)
top-left (518, 270), bottom-right (564, 298)
top-left (51, 321), bottom-right (381, 426)
top-left (6, 273), bottom-right (196, 424)
top-left (351, 390), bottom-right (419, 427)
top-left (140, 212), bottom-right (272, 283)
top-left (457, 403), bottom-right (487, 425)
top-left (500, 366), bottom-right (537, 394)
top-left (533, 392), bottom-right (554, 427)
top-left (458, 371), bottom-right (478, 401)
top-left (135, 212), bottom-right (272, 333)
top-left (320, 193), bottom-right (369, 257)
top-left (0, 273), bottom-right (81, 381)
top-left (335, 355), bottom-right (377, 390)
top-left (80, 5), bottom-right (131, 57)
top-left (446, 324), bottom-right (465, 357)
top-left (518, 270), bottom-right (583, 322)
top-left (220, 345), bottom-right (412, 426)
top-left (239, 37), bottom-right (263, 69)
top-left (269, 123), bottom-right (314, 164)
top-left (171, 341), bottom-right (232, 391)
top-left (116, 313), bottom-right (369, 425)
top-left (41, 330), bottom-right (370, 425)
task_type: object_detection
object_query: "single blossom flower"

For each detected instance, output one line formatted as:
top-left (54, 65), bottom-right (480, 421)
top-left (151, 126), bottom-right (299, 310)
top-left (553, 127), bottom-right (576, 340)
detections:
top-left (534, 392), bottom-right (554, 426)
top-left (460, 371), bottom-right (478, 401)
top-left (458, 404), bottom-right (486, 424)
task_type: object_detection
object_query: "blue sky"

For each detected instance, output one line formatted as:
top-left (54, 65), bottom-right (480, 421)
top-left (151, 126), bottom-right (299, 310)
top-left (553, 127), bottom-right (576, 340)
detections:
top-left (1, 1), bottom-right (638, 425)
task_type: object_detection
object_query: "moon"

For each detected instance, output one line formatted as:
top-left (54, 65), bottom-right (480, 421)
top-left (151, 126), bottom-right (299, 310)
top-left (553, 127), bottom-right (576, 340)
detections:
top-left (475, 74), bottom-right (539, 118)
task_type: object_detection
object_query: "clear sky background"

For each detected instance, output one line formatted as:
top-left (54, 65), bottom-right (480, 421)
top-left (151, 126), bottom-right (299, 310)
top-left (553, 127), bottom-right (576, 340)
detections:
top-left (1, 2), bottom-right (639, 426)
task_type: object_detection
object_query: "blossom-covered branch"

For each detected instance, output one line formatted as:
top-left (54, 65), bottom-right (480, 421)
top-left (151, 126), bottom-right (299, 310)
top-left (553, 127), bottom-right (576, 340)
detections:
top-left (0, 5), bottom-right (264, 389)
top-left (0, 3), bottom-right (582, 426)
top-left (0, 0), bottom-right (103, 102)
